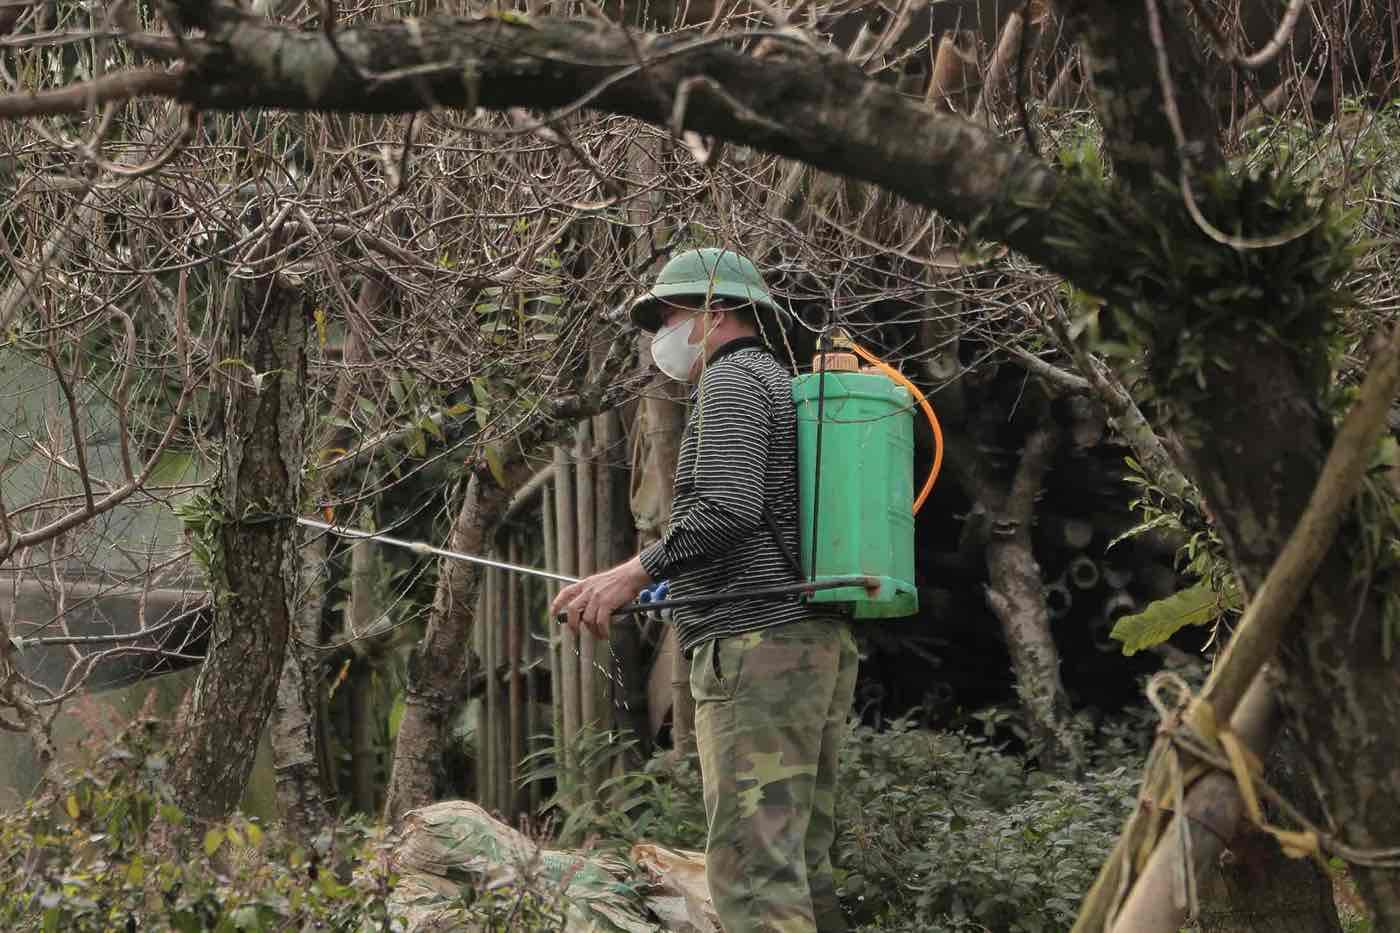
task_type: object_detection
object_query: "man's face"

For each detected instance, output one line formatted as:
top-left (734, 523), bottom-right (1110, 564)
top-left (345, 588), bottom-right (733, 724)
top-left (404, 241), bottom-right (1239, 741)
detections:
top-left (658, 299), bottom-right (709, 341)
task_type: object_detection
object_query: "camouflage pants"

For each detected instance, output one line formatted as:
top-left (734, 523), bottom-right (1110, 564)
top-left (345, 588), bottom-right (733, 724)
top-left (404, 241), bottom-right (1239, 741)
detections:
top-left (690, 618), bottom-right (859, 933)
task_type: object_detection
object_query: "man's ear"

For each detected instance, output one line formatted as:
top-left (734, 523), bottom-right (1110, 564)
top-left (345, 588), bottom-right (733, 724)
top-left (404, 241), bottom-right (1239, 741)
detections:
top-left (697, 307), bottom-right (725, 340)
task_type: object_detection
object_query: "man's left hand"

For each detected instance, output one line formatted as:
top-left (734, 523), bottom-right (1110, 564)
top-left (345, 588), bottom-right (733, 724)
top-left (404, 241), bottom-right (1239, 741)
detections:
top-left (551, 556), bottom-right (652, 640)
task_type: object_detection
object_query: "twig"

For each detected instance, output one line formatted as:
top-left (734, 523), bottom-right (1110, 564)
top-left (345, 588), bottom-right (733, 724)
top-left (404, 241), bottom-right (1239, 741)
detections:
top-left (1009, 346), bottom-right (1089, 393)
top-left (0, 68), bottom-right (181, 119)
top-left (1183, 0), bottom-right (1311, 70)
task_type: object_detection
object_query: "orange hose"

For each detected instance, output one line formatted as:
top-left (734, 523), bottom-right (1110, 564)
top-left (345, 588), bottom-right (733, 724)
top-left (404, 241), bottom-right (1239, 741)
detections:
top-left (846, 341), bottom-right (943, 514)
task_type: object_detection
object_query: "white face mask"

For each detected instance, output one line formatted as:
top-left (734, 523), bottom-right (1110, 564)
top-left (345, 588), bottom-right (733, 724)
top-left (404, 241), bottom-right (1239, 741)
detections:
top-left (651, 315), bottom-right (704, 382)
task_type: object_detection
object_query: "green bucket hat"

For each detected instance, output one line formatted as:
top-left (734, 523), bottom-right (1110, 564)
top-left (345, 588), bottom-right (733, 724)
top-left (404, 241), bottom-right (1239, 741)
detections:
top-left (629, 247), bottom-right (790, 340)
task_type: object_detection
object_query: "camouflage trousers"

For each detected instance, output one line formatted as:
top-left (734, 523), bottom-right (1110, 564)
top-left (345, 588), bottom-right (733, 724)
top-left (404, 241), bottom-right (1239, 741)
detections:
top-left (689, 617), bottom-right (859, 933)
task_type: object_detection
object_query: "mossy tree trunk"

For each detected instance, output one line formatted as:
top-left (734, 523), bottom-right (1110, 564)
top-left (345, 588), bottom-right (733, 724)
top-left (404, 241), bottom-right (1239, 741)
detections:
top-left (170, 272), bottom-right (308, 822)
top-left (1057, 1), bottom-right (1381, 927)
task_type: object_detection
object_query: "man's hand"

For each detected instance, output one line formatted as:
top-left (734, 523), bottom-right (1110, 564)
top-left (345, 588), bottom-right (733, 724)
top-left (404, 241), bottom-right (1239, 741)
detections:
top-left (551, 555), bottom-right (653, 640)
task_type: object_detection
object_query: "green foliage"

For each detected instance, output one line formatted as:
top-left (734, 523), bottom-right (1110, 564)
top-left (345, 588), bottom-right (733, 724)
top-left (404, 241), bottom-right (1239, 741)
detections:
top-left (521, 727), bottom-right (708, 851)
top-left (1110, 581), bottom-right (1239, 655)
top-left (529, 715), bottom-right (1152, 933)
top-left (836, 718), bottom-right (1144, 932)
top-left (1113, 455), bottom-right (1240, 654)
top-left (0, 723), bottom-right (400, 932)
top-left (1047, 162), bottom-right (1360, 408)
top-left (170, 489), bottom-right (224, 578)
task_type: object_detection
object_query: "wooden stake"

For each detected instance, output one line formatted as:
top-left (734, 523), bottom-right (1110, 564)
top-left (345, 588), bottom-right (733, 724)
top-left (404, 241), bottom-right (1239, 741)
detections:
top-left (972, 11), bottom-right (1025, 123)
top-left (576, 421), bottom-right (599, 737)
top-left (593, 412), bottom-right (618, 736)
top-left (508, 534), bottom-right (525, 818)
top-left (541, 477), bottom-right (560, 812)
top-left (554, 445), bottom-right (581, 787)
top-left (492, 562), bottom-right (509, 815)
top-left (478, 579), bottom-right (494, 810)
top-left (348, 540), bottom-right (377, 815)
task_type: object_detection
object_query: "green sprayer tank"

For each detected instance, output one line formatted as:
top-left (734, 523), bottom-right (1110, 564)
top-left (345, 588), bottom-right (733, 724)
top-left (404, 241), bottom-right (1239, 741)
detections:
top-left (792, 368), bottom-right (918, 619)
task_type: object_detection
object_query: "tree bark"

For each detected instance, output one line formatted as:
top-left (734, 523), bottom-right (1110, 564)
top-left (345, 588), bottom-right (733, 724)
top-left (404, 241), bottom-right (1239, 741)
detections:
top-left (1059, 1), bottom-right (1400, 926)
top-left (382, 471), bottom-right (505, 823)
top-left (270, 529), bottom-right (331, 836)
top-left (170, 272), bottom-right (307, 821)
top-left (969, 411), bottom-right (1086, 774)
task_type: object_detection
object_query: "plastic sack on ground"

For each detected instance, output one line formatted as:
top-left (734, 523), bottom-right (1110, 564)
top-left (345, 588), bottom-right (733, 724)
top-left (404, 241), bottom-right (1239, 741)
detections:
top-left (629, 843), bottom-right (719, 933)
top-left (386, 801), bottom-right (657, 932)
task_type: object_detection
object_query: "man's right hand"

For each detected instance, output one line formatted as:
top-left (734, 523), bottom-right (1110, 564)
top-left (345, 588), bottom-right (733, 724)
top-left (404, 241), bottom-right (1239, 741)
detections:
top-left (551, 555), bottom-right (653, 640)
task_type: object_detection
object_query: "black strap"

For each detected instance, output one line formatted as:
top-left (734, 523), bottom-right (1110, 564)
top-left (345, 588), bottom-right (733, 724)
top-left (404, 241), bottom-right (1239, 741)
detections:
top-left (764, 505), bottom-right (804, 581)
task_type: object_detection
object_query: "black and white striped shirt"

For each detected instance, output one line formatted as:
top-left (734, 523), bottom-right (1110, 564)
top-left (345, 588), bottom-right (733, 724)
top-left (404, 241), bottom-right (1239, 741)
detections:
top-left (639, 338), bottom-right (846, 654)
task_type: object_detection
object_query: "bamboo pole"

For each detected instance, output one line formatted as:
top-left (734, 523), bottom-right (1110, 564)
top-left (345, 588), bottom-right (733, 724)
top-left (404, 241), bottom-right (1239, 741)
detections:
top-left (477, 581), bottom-right (493, 809)
top-left (541, 478), bottom-right (560, 812)
top-left (575, 421), bottom-right (599, 734)
top-left (525, 575), bottom-right (541, 813)
top-left (971, 11), bottom-right (1025, 124)
top-left (503, 462), bottom-right (556, 525)
top-left (348, 541), bottom-right (377, 815)
top-left (553, 445), bottom-right (581, 789)
top-left (492, 562), bottom-right (509, 815)
top-left (592, 412), bottom-right (617, 736)
top-left (1108, 675), bottom-right (1280, 932)
top-left (601, 407), bottom-right (648, 762)
top-left (507, 534), bottom-right (525, 818)
top-left (671, 632), bottom-right (695, 757)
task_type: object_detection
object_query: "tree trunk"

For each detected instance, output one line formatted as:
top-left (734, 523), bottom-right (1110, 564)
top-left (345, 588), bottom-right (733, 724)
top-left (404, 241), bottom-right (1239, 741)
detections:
top-left (270, 529), bottom-right (331, 836)
top-left (1193, 731), bottom-right (1343, 933)
top-left (170, 272), bottom-right (307, 821)
top-left (382, 469), bottom-right (509, 823)
top-left (1056, 3), bottom-right (1397, 926)
top-left (1169, 333), bottom-right (1400, 925)
top-left (977, 414), bottom-right (1086, 774)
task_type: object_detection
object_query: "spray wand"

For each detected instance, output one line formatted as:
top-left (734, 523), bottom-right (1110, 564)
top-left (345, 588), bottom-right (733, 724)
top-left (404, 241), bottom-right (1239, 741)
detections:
top-left (295, 517), bottom-right (877, 620)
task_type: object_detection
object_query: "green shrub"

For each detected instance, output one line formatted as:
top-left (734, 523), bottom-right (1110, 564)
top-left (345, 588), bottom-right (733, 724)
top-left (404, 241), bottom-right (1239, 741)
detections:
top-left (522, 727), bottom-right (709, 851)
top-left (0, 721), bottom-right (400, 932)
top-left (836, 717), bottom-right (1144, 932)
top-left (529, 712), bottom-right (1150, 932)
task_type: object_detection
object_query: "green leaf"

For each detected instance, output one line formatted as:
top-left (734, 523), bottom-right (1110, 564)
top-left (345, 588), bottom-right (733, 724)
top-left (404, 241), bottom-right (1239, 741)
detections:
top-left (483, 445), bottom-right (507, 487)
top-left (388, 693), bottom-right (406, 741)
top-left (1110, 582), bottom-right (1226, 655)
top-left (203, 828), bottom-right (226, 857)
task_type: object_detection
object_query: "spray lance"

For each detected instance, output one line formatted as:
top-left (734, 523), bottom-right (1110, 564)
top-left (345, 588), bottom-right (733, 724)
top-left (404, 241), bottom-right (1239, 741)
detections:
top-left (294, 517), bottom-right (880, 621)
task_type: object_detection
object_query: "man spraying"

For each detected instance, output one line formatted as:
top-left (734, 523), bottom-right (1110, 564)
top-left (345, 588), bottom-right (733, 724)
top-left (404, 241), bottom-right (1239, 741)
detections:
top-left (552, 247), bottom-right (857, 933)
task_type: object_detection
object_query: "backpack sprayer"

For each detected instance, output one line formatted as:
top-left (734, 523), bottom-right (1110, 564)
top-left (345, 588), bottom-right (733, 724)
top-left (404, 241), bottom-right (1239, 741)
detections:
top-left (297, 330), bottom-right (942, 622)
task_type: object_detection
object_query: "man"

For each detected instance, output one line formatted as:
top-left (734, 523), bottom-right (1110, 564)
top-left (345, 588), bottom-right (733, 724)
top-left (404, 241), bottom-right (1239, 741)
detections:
top-left (551, 247), bottom-right (858, 933)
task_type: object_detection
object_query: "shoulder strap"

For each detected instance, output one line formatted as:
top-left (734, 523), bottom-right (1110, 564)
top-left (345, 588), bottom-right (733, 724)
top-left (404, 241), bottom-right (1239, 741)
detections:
top-left (764, 505), bottom-right (805, 581)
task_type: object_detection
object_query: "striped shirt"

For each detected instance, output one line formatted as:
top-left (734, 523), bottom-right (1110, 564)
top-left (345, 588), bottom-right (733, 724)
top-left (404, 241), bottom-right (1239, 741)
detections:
top-left (639, 338), bottom-right (846, 654)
